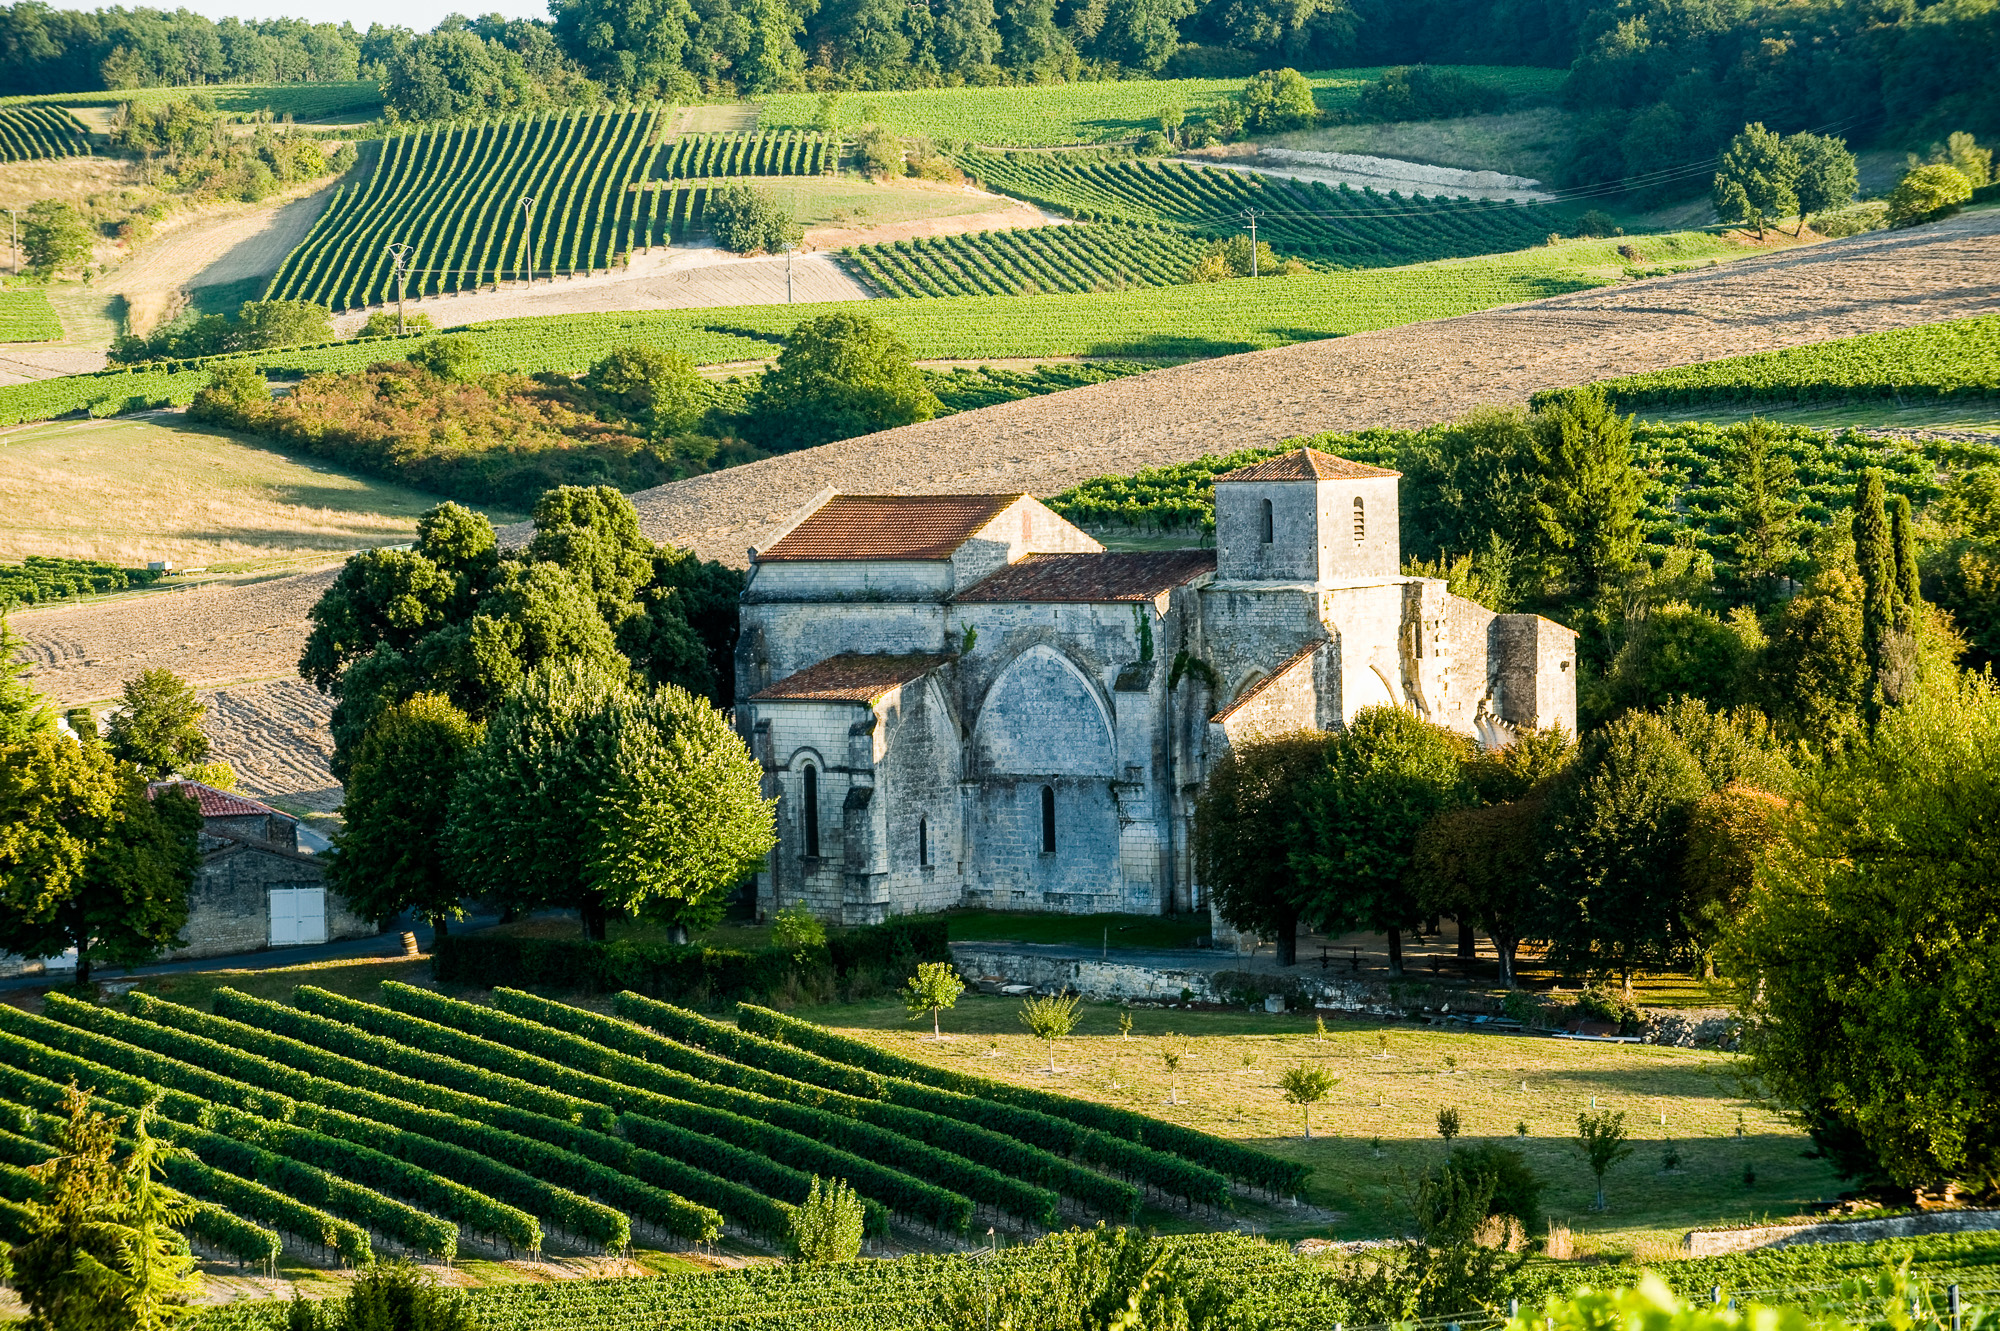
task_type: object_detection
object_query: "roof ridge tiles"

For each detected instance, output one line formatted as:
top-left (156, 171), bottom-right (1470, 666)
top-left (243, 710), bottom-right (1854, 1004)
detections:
top-left (1213, 447), bottom-right (1401, 484)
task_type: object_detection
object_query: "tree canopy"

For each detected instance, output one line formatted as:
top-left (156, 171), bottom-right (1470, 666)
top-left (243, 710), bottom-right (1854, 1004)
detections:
top-left (745, 313), bottom-right (942, 453)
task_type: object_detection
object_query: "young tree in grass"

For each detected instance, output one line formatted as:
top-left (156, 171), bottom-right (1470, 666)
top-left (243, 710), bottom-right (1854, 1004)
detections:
top-left (1575, 1109), bottom-right (1633, 1211)
top-left (1160, 1044), bottom-right (1183, 1104)
top-left (1293, 707), bottom-right (1471, 977)
top-left (1437, 1106), bottom-right (1462, 1146)
top-left (330, 693), bottom-right (480, 937)
top-left (1280, 1065), bottom-right (1337, 1139)
top-left (1019, 991), bottom-right (1081, 1073)
top-left (788, 1176), bottom-right (865, 1264)
top-left (903, 961), bottom-right (965, 1040)
top-left (1194, 729), bottom-right (1338, 967)
top-left (0, 731), bottom-right (201, 984)
top-left (1787, 132), bottom-right (1858, 235)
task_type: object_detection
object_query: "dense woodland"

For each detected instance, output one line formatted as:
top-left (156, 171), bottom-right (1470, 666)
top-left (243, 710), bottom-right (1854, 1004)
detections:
top-left (2, 0), bottom-right (1994, 184)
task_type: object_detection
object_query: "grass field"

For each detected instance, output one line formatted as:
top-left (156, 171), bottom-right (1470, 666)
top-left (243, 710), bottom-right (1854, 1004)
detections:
top-left (756, 67), bottom-right (1568, 147)
top-left (0, 415), bottom-right (506, 568)
top-left (1260, 107), bottom-right (1577, 181)
top-left (0, 287), bottom-right (60, 341)
top-left (0, 81), bottom-right (383, 122)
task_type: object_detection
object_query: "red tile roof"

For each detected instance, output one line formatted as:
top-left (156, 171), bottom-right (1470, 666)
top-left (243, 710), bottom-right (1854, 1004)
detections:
top-left (955, 550), bottom-right (1216, 603)
top-left (751, 653), bottom-right (952, 703)
top-left (1214, 448), bottom-right (1400, 483)
top-left (146, 779), bottom-right (285, 820)
top-left (759, 494), bottom-right (1024, 562)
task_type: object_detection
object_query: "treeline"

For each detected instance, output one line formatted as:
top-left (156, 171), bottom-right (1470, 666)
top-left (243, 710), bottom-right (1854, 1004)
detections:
top-left (0, 3), bottom-right (364, 95)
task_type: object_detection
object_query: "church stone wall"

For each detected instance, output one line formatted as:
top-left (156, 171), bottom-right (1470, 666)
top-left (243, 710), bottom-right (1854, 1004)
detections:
top-left (1321, 581), bottom-right (1410, 724)
top-left (1194, 586), bottom-right (1323, 707)
top-left (748, 561), bottom-right (952, 602)
top-left (1215, 481), bottom-right (1322, 582)
top-left (739, 601), bottom-right (947, 699)
top-left (1317, 476), bottom-right (1401, 581)
top-left (876, 677), bottom-right (963, 918)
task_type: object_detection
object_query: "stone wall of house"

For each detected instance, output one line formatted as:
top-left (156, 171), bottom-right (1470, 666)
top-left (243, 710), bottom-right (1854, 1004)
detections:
top-left (163, 846), bottom-right (370, 960)
top-left (755, 697), bottom-right (871, 921)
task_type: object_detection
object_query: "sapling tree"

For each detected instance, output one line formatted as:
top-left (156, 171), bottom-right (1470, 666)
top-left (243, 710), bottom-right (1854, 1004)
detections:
top-left (1019, 991), bottom-right (1081, 1073)
top-left (788, 1176), bottom-right (865, 1264)
top-left (1576, 1109), bottom-right (1634, 1210)
top-left (903, 961), bottom-right (965, 1040)
top-left (1437, 1106), bottom-right (1463, 1146)
top-left (1160, 1044), bottom-right (1183, 1104)
top-left (1280, 1064), bottom-right (1338, 1138)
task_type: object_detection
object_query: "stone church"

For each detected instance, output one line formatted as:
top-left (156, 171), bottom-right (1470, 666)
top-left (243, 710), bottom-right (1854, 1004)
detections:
top-left (735, 448), bottom-right (1576, 927)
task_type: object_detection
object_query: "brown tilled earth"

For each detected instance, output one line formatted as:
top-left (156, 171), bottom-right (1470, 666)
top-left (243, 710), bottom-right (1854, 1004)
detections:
top-left (15, 209), bottom-right (1998, 805)
top-left (626, 209), bottom-right (2000, 564)
top-left (198, 677), bottom-right (340, 814)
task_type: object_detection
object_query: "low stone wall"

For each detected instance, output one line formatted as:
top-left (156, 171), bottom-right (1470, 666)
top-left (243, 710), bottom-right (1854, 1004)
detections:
top-left (1643, 1008), bottom-right (1739, 1050)
top-left (1685, 1209), bottom-right (2000, 1258)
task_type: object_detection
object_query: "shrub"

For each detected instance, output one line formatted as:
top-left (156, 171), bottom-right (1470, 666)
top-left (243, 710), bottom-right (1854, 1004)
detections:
top-left (1887, 164), bottom-right (1973, 227)
top-left (1571, 209), bottom-right (1618, 238)
top-left (1572, 985), bottom-right (1641, 1033)
top-left (1240, 69), bottom-right (1318, 132)
top-left (852, 123), bottom-right (901, 177)
top-left (1134, 131), bottom-right (1172, 157)
top-left (706, 184), bottom-right (801, 256)
top-left (359, 311), bottom-right (434, 338)
top-left (787, 1176), bottom-right (864, 1264)
top-left (1358, 66), bottom-right (1507, 122)
top-left (187, 361), bottom-right (271, 424)
top-left (407, 335), bottom-right (480, 382)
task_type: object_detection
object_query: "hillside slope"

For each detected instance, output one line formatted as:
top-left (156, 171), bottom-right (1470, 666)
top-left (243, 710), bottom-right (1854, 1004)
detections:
top-left (619, 210), bottom-right (2000, 563)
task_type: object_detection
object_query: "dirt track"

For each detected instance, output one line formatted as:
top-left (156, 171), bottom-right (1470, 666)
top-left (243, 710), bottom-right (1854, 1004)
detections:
top-left (625, 210), bottom-right (2000, 564)
top-left (14, 211), bottom-right (1997, 795)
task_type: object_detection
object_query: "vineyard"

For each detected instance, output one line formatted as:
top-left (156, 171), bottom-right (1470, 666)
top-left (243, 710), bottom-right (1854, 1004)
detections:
top-left (1564, 314), bottom-right (2000, 411)
top-left (0, 287), bottom-right (63, 341)
top-left (846, 223), bottom-right (1213, 297)
top-left (0, 104), bottom-right (90, 161)
top-left (754, 66), bottom-right (1568, 147)
top-left (0, 555), bottom-right (163, 608)
top-left (1046, 419), bottom-right (1989, 577)
top-left (0, 981), bottom-right (1298, 1279)
top-left (959, 153), bottom-right (1556, 265)
top-left (263, 108), bottom-right (834, 312)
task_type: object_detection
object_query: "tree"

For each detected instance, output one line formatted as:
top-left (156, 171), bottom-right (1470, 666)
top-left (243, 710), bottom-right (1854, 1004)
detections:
top-left (744, 313), bottom-right (941, 453)
top-left (1682, 785), bottom-right (1782, 977)
top-left (1887, 164), bottom-right (1973, 227)
top-left (1018, 991), bottom-right (1080, 1073)
top-left (14, 1088), bottom-right (199, 1331)
top-left (1238, 67), bottom-right (1318, 131)
top-left (340, 1259), bottom-right (478, 1331)
top-left (788, 1176), bottom-right (865, 1264)
top-left (1720, 418), bottom-right (1802, 594)
top-left (1854, 469), bottom-right (1921, 719)
top-left (232, 299), bottom-right (333, 350)
top-left (1604, 603), bottom-right (1760, 716)
top-left (450, 660), bottom-right (774, 940)
top-left (22, 199), bottom-right (92, 275)
top-left (329, 693), bottom-right (479, 936)
top-left (1724, 671), bottom-right (2000, 1194)
top-left (1527, 389), bottom-right (1642, 601)
top-left (933, 1226), bottom-right (1222, 1331)
top-left (0, 732), bottom-right (200, 984)
top-left (1292, 707), bottom-right (1470, 977)
top-left (1160, 1043), bottom-right (1183, 1103)
top-left (903, 960), bottom-right (965, 1040)
top-left (705, 184), bottom-right (801, 256)
top-left (1279, 1064), bottom-right (1336, 1138)
top-left (104, 669), bottom-right (210, 779)
top-left (0, 613), bottom-right (52, 746)
top-left (1712, 124), bottom-right (1798, 238)
top-left (1396, 404), bottom-right (1539, 568)
top-left (1574, 1109), bottom-right (1633, 1210)
top-left (1786, 132), bottom-right (1857, 235)
top-left (1194, 729), bottom-right (1337, 967)
top-left (407, 335), bottom-right (480, 382)
top-left (583, 343), bottom-right (706, 436)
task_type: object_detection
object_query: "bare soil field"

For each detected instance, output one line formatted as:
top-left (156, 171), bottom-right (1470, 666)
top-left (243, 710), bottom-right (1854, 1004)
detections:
top-left (620, 209), bottom-right (2000, 564)
top-left (1186, 147), bottom-right (1555, 201)
top-left (198, 675), bottom-right (340, 814)
top-left (110, 180), bottom-right (335, 334)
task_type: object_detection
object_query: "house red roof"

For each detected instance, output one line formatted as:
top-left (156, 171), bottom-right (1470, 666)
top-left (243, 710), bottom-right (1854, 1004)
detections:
top-left (758, 495), bottom-right (1023, 562)
top-left (750, 653), bottom-right (952, 704)
top-left (146, 779), bottom-right (284, 820)
top-left (1214, 448), bottom-right (1400, 483)
top-left (955, 550), bottom-right (1216, 603)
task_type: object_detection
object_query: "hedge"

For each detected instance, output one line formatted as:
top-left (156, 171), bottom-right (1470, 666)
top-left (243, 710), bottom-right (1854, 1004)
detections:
top-left (429, 915), bottom-right (949, 1000)
top-left (739, 1004), bottom-right (1311, 1196)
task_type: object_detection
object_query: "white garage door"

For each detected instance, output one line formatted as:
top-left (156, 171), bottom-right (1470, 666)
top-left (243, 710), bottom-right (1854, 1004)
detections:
top-left (269, 887), bottom-right (327, 947)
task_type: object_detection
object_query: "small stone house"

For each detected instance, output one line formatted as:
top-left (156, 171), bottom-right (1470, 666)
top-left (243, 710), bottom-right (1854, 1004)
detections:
top-left (148, 780), bottom-right (372, 959)
top-left (735, 448), bottom-right (1578, 928)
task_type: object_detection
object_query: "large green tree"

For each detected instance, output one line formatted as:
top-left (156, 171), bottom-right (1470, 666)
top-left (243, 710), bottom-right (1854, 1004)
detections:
top-left (329, 693), bottom-right (481, 936)
top-left (1787, 131), bottom-right (1857, 235)
top-left (745, 313), bottom-right (941, 453)
top-left (1720, 418), bottom-right (1802, 597)
top-left (104, 668), bottom-right (211, 780)
top-left (1712, 123), bottom-right (1799, 238)
top-left (0, 730), bottom-right (201, 984)
top-left (1193, 728), bottom-right (1338, 966)
top-left (1726, 670), bottom-right (2000, 1193)
top-left (1526, 388), bottom-right (1642, 603)
top-left (450, 660), bottom-right (774, 940)
top-left (1291, 706), bottom-right (1471, 976)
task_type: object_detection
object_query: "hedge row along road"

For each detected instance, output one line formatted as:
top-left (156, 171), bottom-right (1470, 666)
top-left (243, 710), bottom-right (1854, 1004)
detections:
top-left (263, 110), bottom-right (835, 311)
top-left (0, 981), bottom-right (1280, 1269)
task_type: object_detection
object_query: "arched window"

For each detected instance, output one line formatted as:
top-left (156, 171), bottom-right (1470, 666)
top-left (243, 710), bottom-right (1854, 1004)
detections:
top-left (917, 815), bottom-right (930, 867)
top-left (1352, 496), bottom-right (1366, 543)
top-left (1259, 497), bottom-right (1274, 544)
top-left (802, 763), bottom-right (820, 858)
top-left (1040, 785), bottom-right (1057, 853)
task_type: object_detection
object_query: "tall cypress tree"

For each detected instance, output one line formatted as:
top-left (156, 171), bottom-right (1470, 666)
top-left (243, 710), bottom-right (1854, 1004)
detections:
top-left (0, 612), bottom-right (51, 746)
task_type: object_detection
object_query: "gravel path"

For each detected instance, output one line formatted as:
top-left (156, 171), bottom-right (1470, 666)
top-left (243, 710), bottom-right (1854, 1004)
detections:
top-left (623, 210), bottom-right (2000, 565)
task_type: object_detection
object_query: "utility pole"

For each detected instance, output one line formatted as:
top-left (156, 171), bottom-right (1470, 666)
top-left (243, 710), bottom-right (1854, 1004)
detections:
top-left (2, 208), bottom-right (15, 275)
top-left (384, 242), bottom-right (412, 335)
top-left (784, 243), bottom-right (796, 304)
top-left (518, 196), bottom-right (535, 287)
top-left (1241, 208), bottom-right (1260, 278)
